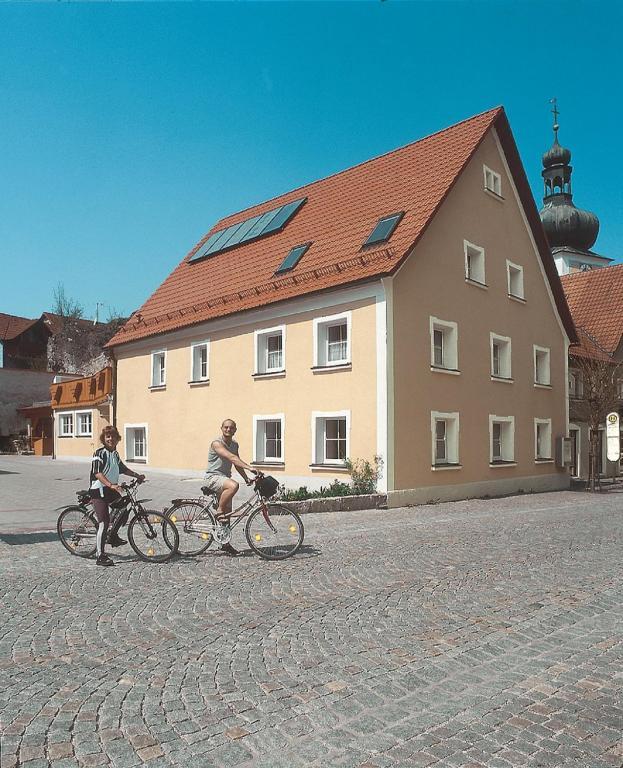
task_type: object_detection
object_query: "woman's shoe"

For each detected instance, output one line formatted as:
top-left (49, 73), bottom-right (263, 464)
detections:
top-left (96, 554), bottom-right (115, 566)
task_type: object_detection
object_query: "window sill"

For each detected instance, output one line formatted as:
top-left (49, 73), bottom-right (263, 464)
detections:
top-left (253, 461), bottom-right (285, 467)
top-left (534, 382), bottom-right (552, 390)
top-left (431, 463), bottom-right (462, 471)
top-left (465, 278), bottom-right (488, 290)
top-left (311, 363), bottom-right (351, 373)
top-left (489, 461), bottom-right (517, 468)
top-left (252, 371), bottom-right (286, 380)
top-left (484, 188), bottom-right (504, 202)
top-left (127, 458), bottom-right (147, 465)
top-left (431, 366), bottom-right (461, 376)
top-left (59, 435), bottom-right (74, 439)
top-left (491, 375), bottom-right (514, 384)
top-left (309, 463), bottom-right (349, 471)
top-left (508, 293), bottom-right (526, 304)
top-left (188, 379), bottom-right (210, 387)
top-left (149, 385), bottom-right (166, 391)
top-left (535, 458), bottom-right (554, 464)
top-left (76, 434), bottom-right (93, 439)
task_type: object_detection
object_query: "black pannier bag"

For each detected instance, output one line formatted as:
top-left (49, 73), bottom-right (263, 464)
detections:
top-left (257, 475), bottom-right (279, 499)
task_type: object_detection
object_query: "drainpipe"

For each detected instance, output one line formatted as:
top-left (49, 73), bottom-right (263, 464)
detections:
top-left (111, 351), bottom-right (117, 428)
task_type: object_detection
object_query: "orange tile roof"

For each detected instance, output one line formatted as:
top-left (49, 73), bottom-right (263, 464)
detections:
top-left (0, 312), bottom-right (36, 341)
top-left (561, 264), bottom-right (623, 361)
top-left (109, 107), bottom-right (577, 347)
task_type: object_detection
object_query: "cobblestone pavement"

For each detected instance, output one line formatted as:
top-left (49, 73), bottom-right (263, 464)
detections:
top-left (1, 461), bottom-right (622, 767)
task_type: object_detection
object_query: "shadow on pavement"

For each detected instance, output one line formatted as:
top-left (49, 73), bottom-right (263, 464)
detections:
top-left (0, 531), bottom-right (57, 545)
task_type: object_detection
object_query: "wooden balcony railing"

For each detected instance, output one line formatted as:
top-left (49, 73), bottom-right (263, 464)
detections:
top-left (51, 366), bottom-right (113, 409)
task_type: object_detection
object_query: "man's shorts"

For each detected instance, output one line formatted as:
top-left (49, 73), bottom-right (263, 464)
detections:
top-left (203, 473), bottom-right (231, 497)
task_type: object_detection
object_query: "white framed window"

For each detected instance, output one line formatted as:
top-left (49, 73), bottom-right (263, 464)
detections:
top-left (190, 340), bottom-right (210, 383)
top-left (151, 350), bottom-right (166, 388)
top-left (490, 333), bottom-right (512, 380)
top-left (311, 411), bottom-right (350, 465)
top-left (58, 412), bottom-right (74, 437)
top-left (430, 411), bottom-right (460, 467)
top-left (75, 410), bottom-right (93, 437)
top-left (534, 345), bottom-right (551, 386)
top-left (489, 415), bottom-right (515, 464)
top-left (125, 424), bottom-right (148, 463)
top-left (464, 240), bottom-right (486, 285)
top-left (253, 414), bottom-right (284, 463)
top-left (313, 312), bottom-right (351, 368)
top-left (506, 260), bottom-right (525, 300)
top-left (534, 418), bottom-right (552, 460)
top-left (430, 317), bottom-right (459, 372)
top-left (254, 326), bottom-right (286, 375)
top-left (483, 165), bottom-right (502, 196)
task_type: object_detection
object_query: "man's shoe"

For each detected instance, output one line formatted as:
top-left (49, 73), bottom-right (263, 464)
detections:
top-left (108, 533), bottom-right (127, 548)
top-left (96, 554), bottom-right (115, 567)
top-left (220, 543), bottom-right (241, 556)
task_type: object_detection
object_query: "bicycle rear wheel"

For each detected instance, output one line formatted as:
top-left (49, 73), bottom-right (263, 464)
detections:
top-left (245, 504), bottom-right (304, 560)
top-left (165, 500), bottom-right (216, 556)
top-left (128, 512), bottom-right (179, 563)
top-left (57, 505), bottom-right (97, 558)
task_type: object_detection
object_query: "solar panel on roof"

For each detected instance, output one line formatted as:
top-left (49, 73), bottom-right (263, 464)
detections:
top-left (188, 197), bottom-right (308, 263)
top-left (363, 212), bottom-right (404, 247)
top-left (275, 243), bottom-right (311, 274)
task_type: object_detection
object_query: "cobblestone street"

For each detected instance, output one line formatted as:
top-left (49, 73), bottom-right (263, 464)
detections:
top-left (1, 458), bottom-right (622, 767)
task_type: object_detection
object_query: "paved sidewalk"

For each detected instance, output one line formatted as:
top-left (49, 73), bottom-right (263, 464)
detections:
top-left (1, 457), bottom-right (622, 767)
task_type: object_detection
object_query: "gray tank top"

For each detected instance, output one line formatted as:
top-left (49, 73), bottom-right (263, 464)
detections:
top-left (206, 436), bottom-right (239, 477)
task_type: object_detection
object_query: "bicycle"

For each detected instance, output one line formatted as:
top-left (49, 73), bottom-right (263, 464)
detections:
top-left (56, 479), bottom-right (179, 563)
top-left (165, 473), bottom-right (304, 560)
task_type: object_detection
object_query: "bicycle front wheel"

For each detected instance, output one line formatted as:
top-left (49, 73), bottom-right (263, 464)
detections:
top-left (245, 504), bottom-right (304, 560)
top-left (165, 500), bottom-right (216, 556)
top-left (128, 512), bottom-right (179, 563)
top-left (57, 505), bottom-right (98, 558)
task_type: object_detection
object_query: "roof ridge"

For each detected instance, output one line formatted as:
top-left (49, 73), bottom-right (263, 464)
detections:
top-left (205, 106), bottom-right (503, 231)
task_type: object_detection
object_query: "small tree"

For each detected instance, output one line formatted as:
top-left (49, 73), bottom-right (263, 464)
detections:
top-left (572, 329), bottom-right (621, 491)
top-left (52, 282), bottom-right (83, 319)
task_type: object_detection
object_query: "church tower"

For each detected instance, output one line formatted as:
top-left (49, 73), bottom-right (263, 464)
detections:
top-left (539, 101), bottom-right (609, 275)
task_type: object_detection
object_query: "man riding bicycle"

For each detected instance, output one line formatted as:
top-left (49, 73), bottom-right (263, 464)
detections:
top-left (204, 419), bottom-right (257, 556)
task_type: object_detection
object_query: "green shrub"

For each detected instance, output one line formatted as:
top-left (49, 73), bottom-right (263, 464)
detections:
top-left (345, 455), bottom-right (384, 495)
top-left (276, 455), bottom-right (383, 501)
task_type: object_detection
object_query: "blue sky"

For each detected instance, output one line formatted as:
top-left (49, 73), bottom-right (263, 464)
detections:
top-left (1, 1), bottom-right (621, 321)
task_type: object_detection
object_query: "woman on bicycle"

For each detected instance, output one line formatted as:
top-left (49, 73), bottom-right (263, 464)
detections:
top-left (89, 425), bottom-right (145, 566)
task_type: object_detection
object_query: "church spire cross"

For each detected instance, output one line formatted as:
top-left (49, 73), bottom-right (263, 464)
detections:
top-left (550, 97), bottom-right (560, 138)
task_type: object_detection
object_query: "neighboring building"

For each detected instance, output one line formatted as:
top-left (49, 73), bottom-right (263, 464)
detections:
top-left (51, 367), bottom-right (113, 461)
top-left (108, 107), bottom-right (577, 506)
top-left (0, 312), bottom-right (48, 370)
top-left (561, 265), bottom-right (623, 480)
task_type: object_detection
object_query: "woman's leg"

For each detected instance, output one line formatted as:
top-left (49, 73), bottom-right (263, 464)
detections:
top-left (91, 497), bottom-right (110, 557)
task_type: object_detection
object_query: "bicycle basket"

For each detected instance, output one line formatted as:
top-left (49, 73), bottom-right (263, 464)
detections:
top-left (256, 475), bottom-right (279, 499)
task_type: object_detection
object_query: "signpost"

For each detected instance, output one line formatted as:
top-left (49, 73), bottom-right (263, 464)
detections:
top-left (606, 412), bottom-right (620, 463)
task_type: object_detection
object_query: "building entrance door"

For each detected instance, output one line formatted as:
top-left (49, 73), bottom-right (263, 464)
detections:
top-left (569, 429), bottom-right (579, 477)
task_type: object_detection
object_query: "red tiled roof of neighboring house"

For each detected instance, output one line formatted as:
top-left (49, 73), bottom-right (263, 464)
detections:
top-left (0, 312), bottom-right (36, 341)
top-left (108, 107), bottom-right (577, 348)
top-left (561, 264), bottom-right (623, 360)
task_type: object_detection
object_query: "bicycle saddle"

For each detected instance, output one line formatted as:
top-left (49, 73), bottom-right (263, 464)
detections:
top-left (200, 486), bottom-right (219, 498)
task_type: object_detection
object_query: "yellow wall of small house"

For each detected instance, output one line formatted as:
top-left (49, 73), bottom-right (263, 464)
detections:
top-left (114, 297), bottom-right (379, 482)
top-left (392, 130), bottom-right (568, 490)
top-left (55, 404), bottom-right (111, 459)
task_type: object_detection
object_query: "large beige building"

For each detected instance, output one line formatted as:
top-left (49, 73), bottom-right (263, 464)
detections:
top-left (108, 108), bottom-right (577, 506)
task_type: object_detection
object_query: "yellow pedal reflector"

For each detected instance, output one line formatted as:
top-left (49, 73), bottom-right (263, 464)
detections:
top-left (170, 515), bottom-right (177, 523)
top-left (255, 534), bottom-right (262, 542)
top-left (201, 533), bottom-right (210, 540)
top-left (147, 548), bottom-right (155, 556)
top-left (289, 525), bottom-right (297, 533)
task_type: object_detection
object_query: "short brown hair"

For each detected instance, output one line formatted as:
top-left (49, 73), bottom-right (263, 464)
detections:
top-left (100, 425), bottom-right (121, 444)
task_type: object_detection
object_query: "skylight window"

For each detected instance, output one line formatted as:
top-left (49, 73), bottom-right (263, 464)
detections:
top-left (189, 198), bottom-right (307, 263)
top-left (363, 212), bottom-right (404, 247)
top-left (275, 243), bottom-right (311, 274)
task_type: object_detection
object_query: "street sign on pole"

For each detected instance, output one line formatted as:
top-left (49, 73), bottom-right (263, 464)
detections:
top-left (606, 412), bottom-right (620, 462)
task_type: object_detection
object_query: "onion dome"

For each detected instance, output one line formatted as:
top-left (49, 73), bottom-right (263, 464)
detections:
top-left (540, 202), bottom-right (599, 250)
top-left (542, 138), bottom-right (571, 169)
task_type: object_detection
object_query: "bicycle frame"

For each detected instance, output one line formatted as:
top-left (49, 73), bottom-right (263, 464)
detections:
top-left (174, 487), bottom-right (277, 534)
